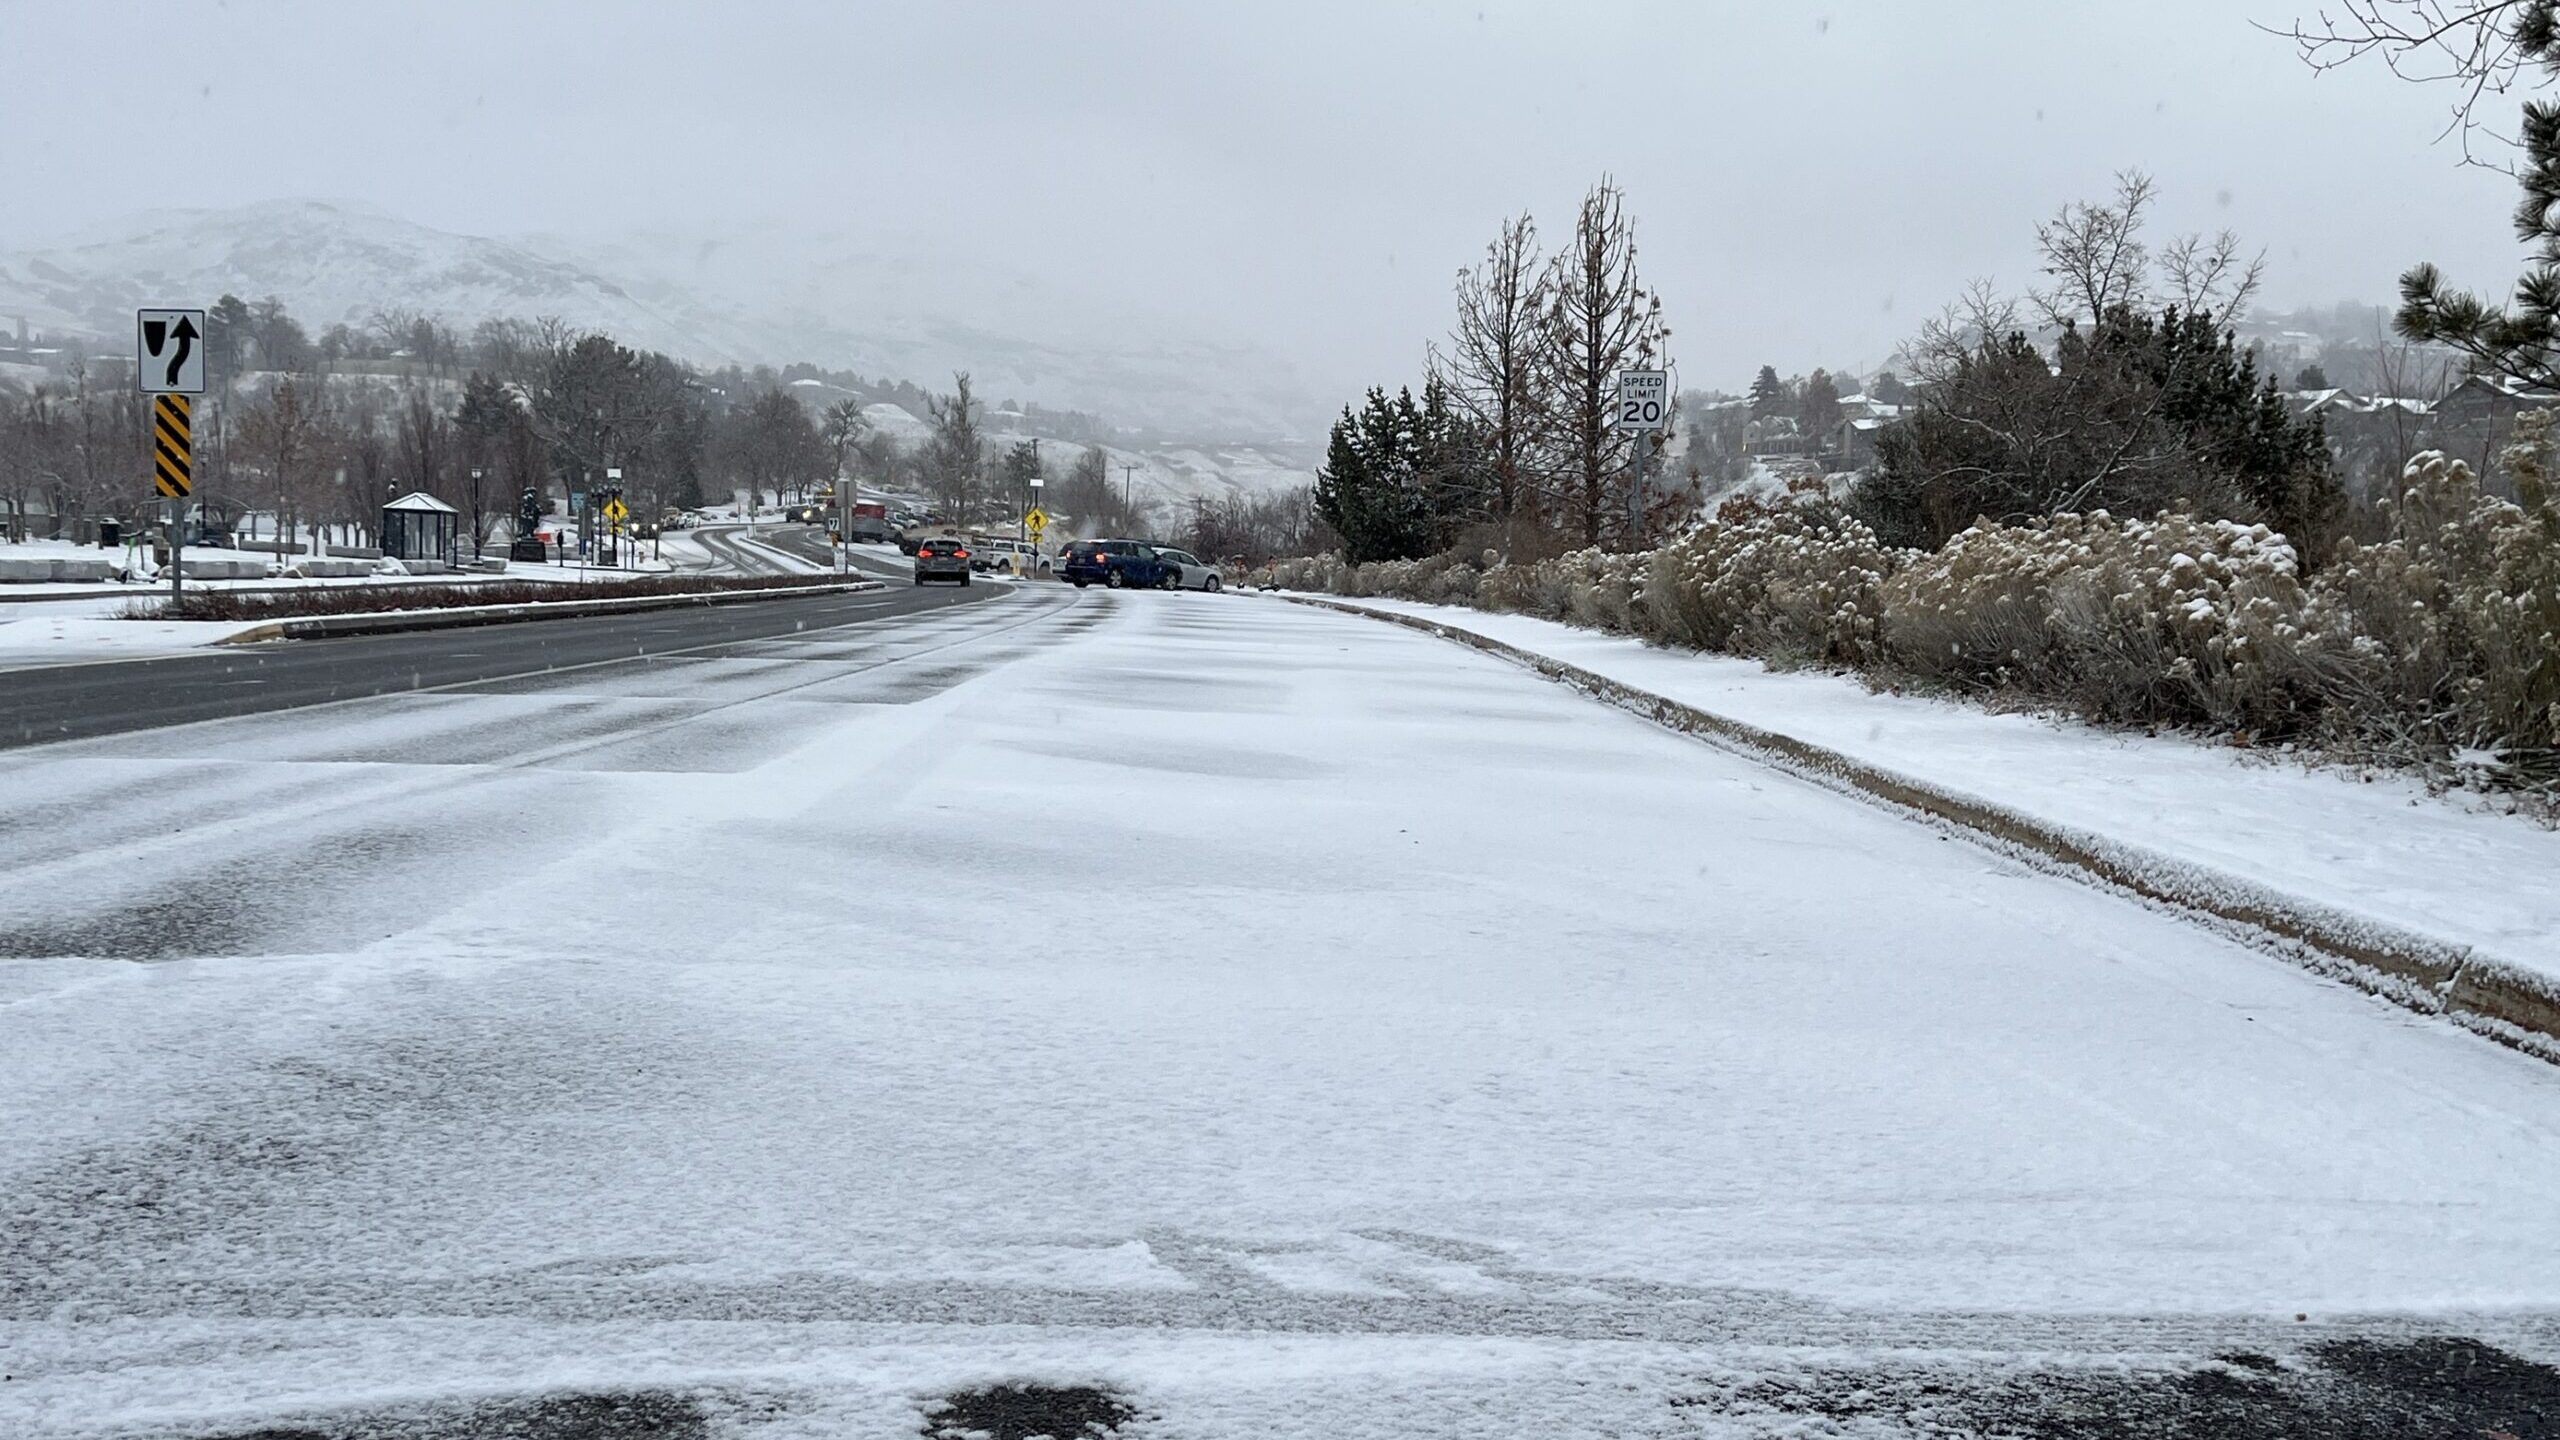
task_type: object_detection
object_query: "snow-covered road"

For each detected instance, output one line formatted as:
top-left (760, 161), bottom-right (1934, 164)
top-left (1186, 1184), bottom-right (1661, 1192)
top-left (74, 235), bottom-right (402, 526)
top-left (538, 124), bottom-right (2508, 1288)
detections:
top-left (4, 591), bottom-right (2558, 1437)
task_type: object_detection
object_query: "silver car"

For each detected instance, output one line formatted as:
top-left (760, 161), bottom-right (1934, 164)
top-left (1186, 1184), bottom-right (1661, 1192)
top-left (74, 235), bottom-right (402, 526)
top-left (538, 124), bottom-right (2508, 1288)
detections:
top-left (1155, 547), bottom-right (1223, 592)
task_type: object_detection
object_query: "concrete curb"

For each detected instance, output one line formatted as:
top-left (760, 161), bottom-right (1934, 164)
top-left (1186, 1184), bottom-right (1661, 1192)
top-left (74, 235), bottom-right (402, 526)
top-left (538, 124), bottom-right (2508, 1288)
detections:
top-left (1284, 593), bottom-right (2560, 1066)
top-left (213, 580), bottom-right (888, 645)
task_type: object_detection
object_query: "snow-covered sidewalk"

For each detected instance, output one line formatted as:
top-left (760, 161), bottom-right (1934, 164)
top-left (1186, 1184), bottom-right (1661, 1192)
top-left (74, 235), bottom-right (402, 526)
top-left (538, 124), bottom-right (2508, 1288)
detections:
top-left (1303, 596), bottom-right (2560, 988)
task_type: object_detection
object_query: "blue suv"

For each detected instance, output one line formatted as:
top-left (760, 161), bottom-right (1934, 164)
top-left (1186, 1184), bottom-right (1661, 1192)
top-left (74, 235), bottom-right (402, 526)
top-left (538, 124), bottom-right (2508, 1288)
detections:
top-left (1060, 539), bottom-right (1177, 589)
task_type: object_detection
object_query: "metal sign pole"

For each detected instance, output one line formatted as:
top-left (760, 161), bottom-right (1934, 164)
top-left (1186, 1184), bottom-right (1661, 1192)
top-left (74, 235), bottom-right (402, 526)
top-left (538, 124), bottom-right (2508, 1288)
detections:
top-left (1631, 435), bottom-right (1648, 546)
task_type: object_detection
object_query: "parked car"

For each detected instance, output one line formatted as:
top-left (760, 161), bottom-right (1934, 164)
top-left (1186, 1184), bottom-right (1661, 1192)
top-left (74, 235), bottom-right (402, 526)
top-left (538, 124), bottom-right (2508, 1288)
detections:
top-left (912, 536), bottom-right (973, 585)
top-left (1155, 548), bottom-right (1223, 592)
top-left (898, 522), bottom-right (958, 556)
top-left (1058, 539), bottom-right (1177, 589)
top-left (968, 537), bottom-right (1050, 575)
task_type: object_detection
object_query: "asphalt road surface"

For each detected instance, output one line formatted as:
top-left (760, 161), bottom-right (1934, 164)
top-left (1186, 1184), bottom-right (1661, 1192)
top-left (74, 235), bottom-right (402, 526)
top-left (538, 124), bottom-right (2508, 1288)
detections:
top-left (3, 590), bottom-right (2558, 1438)
top-left (0, 578), bottom-right (996, 750)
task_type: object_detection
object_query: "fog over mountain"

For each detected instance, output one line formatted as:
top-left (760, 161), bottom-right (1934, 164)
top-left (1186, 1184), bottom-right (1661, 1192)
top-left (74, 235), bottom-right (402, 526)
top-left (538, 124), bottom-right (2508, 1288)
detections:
top-left (0, 1), bottom-right (2531, 435)
top-left (0, 200), bottom-right (1326, 440)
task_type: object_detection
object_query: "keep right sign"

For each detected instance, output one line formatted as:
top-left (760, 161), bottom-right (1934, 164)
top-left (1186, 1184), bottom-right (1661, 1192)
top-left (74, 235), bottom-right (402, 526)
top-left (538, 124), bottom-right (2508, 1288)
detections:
top-left (1613, 369), bottom-right (1668, 431)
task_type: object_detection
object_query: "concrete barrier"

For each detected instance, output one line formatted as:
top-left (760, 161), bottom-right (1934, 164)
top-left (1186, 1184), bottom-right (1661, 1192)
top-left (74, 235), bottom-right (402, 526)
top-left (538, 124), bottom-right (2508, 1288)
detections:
top-left (171, 557), bottom-right (273, 580)
top-left (47, 559), bottom-right (115, 582)
top-left (1287, 594), bottom-right (2560, 1067)
top-left (0, 557), bottom-right (54, 582)
top-left (217, 579), bottom-right (889, 644)
top-left (282, 558), bottom-right (372, 579)
top-left (327, 544), bottom-right (383, 560)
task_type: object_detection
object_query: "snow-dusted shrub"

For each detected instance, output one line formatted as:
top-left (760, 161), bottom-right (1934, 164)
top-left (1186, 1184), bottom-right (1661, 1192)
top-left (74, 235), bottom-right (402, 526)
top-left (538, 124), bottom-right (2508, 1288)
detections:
top-left (1478, 547), bottom-right (1648, 631)
top-left (1645, 484), bottom-right (1903, 665)
top-left (1262, 554), bottom-right (1345, 592)
top-left (2296, 438), bottom-right (2560, 786)
top-left (1878, 508), bottom-right (2314, 733)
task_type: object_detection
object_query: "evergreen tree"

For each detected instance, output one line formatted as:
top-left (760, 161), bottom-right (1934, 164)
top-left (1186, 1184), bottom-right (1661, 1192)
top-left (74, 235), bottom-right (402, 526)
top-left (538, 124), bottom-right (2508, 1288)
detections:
top-left (1858, 303), bottom-right (2337, 550)
top-left (1313, 387), bottom-right (1434, 563)
top-left (1748, 365), bottom-right (1788, 420)
top-left (2318, 3), bottom-right (2560, 386)
top-left (1414, 372), bottom-right (1492, 543)
top-left (1799, 369), bottom-right (1845, 449)
top-left (2294, 363), bottom-right (2331, 391)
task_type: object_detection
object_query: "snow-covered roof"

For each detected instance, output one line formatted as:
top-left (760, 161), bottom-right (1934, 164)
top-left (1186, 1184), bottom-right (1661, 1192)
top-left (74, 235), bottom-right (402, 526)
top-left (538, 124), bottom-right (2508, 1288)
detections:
top-left (383, 491), bottom-right (460, 515)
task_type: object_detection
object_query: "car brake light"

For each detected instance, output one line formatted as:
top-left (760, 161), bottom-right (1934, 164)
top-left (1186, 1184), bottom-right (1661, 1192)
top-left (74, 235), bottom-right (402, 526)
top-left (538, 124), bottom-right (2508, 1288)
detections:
top-left (955, 548), bottom-right (970, 558)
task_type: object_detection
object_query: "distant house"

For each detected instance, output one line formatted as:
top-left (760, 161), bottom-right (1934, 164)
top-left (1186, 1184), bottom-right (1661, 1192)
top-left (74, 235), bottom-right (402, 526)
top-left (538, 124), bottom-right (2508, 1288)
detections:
top-left (2428, 375), bottom-right (2560, 487)
top-left (1832, 396), bottom-right (1904, 470)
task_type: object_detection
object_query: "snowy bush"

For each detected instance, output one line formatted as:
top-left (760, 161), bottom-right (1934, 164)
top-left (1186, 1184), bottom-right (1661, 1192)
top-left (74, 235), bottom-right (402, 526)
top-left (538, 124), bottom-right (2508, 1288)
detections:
top-left (1645, 483), bottom-right (1904, 666)
top-left (1258, 433), bottom-right (2560, 794)
top-left (1878, 507), bottom-right (2314, 733)
top-left (1479, 547), bottom-right (1648, 631)
top-left (2294, 439), bottom-right (2560, 787)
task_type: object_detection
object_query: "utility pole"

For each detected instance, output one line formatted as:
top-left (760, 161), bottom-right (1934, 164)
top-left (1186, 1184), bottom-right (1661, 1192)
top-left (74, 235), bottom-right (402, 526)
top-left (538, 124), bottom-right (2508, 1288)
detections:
top-left (1122, 463), bottom-right (1135, 533)
top-left (1019, 438), bottom-right (1039, 570)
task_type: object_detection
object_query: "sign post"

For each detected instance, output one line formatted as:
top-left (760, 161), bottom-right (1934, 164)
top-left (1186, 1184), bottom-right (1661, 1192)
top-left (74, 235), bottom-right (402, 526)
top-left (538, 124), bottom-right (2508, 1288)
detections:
top-left (137, 308), bottom-right (207, 601)
top-left (603, 469), bottom-right (627, 570)
top-left (1613, 369), bottom-right (1670, 545)
top-left (836, 472), bottom-right (852, 576)
top-left (1026, 474), bottom-right (1046, 577)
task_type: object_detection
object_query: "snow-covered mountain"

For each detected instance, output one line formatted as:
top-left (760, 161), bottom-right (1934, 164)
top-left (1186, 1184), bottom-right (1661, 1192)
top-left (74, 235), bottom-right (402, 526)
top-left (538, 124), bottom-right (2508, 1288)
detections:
top-left (0, 199), bottom-right (1327, 442)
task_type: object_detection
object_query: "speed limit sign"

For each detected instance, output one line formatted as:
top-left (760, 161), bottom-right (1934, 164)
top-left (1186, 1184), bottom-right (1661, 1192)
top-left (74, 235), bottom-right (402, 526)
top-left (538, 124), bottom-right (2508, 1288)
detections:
top-left (1613, 370), bottom-right (1668, 431)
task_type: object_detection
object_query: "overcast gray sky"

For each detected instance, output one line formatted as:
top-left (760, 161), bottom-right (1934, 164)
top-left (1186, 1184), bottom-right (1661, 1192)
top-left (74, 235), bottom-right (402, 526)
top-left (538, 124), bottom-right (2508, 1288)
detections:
top-left (0, 1), bottom-right (2531, 397)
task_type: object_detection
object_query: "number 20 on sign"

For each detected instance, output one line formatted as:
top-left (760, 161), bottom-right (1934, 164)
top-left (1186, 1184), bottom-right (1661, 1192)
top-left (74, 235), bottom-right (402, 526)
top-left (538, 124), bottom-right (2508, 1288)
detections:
top-left (1614, 370), bottom-right (1668, 431)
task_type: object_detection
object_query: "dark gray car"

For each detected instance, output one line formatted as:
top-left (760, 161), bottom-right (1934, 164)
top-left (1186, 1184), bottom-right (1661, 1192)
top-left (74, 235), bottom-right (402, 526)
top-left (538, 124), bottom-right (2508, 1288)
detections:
top-left (913, 537), bottom-right (973, 585)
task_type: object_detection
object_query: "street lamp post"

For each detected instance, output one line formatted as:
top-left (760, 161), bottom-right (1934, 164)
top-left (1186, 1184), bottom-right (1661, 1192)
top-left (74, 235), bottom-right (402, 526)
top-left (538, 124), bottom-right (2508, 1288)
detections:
top-left (469, 467), bottom-right (484, 562)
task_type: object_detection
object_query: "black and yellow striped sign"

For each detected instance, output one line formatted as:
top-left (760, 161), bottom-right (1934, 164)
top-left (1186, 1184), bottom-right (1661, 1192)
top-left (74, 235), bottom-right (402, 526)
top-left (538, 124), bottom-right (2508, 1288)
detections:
top-left (151, 394), bottom-right (192, 498)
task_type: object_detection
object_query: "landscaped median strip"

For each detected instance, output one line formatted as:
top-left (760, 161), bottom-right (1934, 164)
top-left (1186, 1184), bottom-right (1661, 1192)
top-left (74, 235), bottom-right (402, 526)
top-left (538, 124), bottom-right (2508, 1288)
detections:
top-left (1283, 593), bottom-right (2560, 1066)
top-left (213, 579), bottom-right (888, 644)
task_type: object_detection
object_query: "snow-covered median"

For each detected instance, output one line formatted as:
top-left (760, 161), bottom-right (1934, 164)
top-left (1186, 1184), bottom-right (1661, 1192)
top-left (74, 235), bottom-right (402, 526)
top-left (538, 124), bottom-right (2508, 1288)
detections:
top-left (1299, 595), bottom-right (2560, 991)
top-left (0, 602), bottom-right (266, 668)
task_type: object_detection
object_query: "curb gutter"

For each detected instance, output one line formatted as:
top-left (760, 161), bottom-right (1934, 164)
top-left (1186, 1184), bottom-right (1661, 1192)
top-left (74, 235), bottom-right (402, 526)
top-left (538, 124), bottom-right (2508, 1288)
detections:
top-left (214, 580), bottom-right (888, 645)
top-left (1286, 594), bottom-right (2560, 1067)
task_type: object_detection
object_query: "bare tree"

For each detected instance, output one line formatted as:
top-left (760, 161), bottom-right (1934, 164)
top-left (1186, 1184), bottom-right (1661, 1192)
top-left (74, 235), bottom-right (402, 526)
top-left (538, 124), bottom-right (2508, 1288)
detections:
top-left (820, 398), bottom-right (870, 497)
top-left (1534, 178), bottom-right (1668, 547)
top-left (2031, 169), bottom-right (2158, 329)
top-left (2159, 230), bottom-right (2267, 317)
top-left (0, 382), bottom-right (65, 542)
top-left (1447, 212), bottom-right (1548, 550)
top-left (1900, 278), bottom-right (2025, 386)
top-left (922, 372), bottom-right (986, 521)
top-left (395, 385), bottom-right (451, 511)
top-left (2272, 1), bottom-right (2548, 166)
top-left (237, 377), bottom-right (327, 550)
